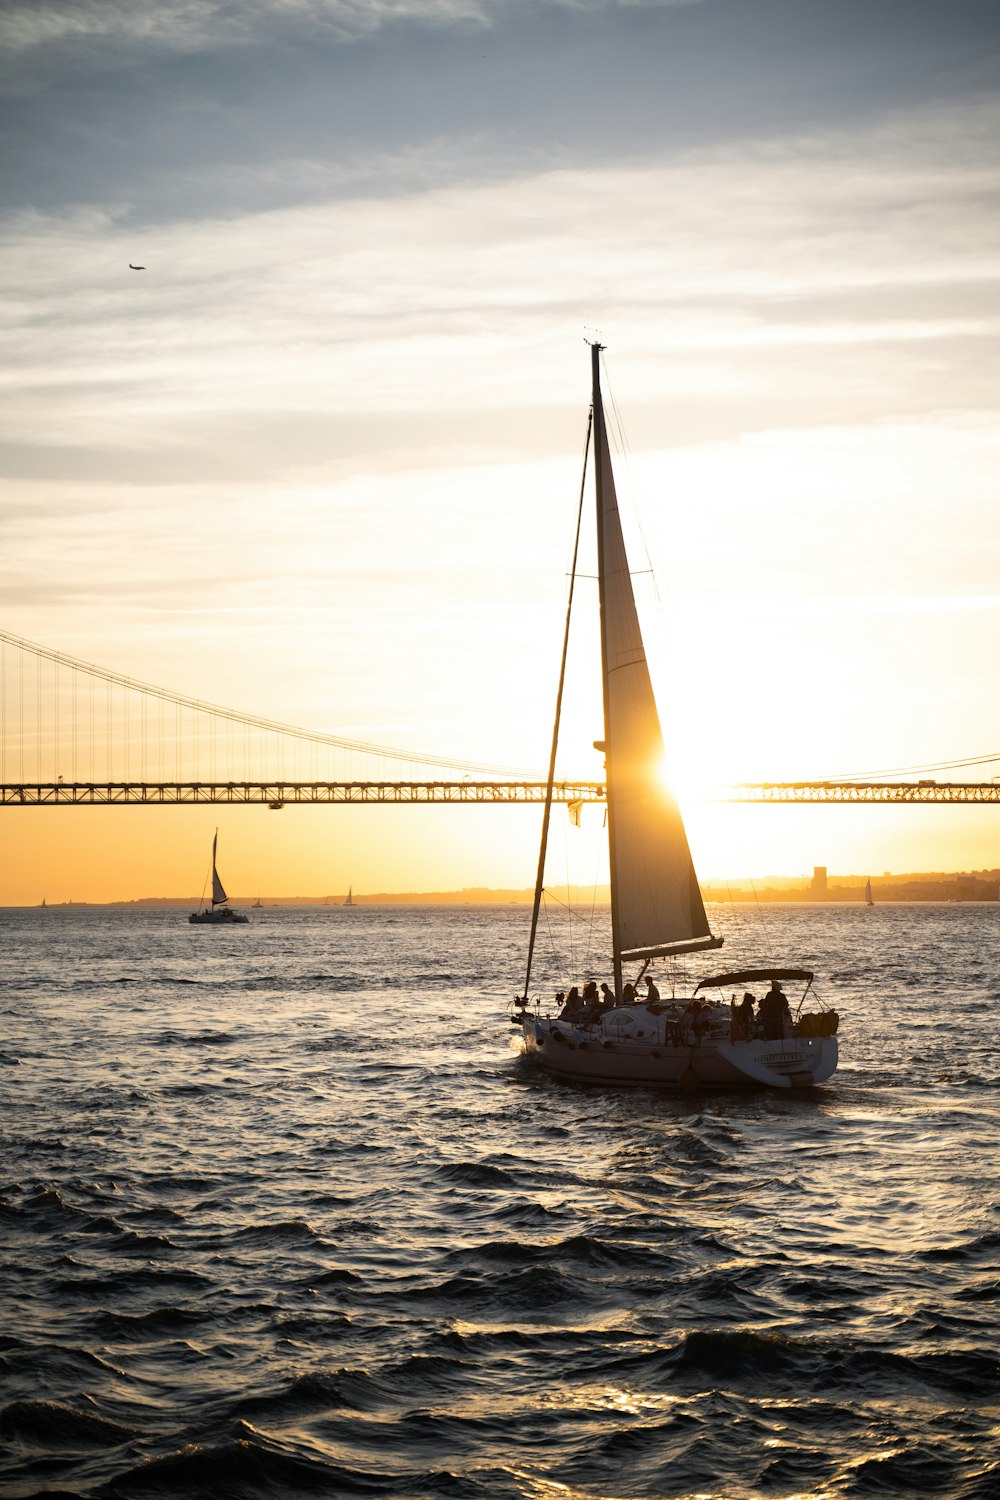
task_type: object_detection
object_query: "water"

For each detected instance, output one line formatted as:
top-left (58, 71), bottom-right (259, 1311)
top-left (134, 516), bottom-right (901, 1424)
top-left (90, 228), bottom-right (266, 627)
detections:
top-left (1, 902), bottom-right (998, 1499)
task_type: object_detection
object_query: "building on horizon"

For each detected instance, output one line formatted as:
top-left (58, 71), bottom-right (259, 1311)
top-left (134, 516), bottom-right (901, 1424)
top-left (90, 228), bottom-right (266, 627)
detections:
top-left (811, 866), bottom-right (828, 899)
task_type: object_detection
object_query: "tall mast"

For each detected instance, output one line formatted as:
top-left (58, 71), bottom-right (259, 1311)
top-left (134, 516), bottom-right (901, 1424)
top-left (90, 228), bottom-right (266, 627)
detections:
top-left (592, 342), bottom-right (624, 1001)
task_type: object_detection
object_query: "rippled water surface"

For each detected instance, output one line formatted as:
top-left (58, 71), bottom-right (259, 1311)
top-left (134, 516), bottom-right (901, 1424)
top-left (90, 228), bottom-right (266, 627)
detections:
top-left (1, 902), bottom-right (998, 1499)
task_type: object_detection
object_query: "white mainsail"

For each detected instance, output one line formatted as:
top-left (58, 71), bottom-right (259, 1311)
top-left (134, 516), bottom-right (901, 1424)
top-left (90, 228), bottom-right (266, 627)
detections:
top-left (593, 359), bottom-right (718, 963)
top-left (210, 831), bottom-right (228, 906)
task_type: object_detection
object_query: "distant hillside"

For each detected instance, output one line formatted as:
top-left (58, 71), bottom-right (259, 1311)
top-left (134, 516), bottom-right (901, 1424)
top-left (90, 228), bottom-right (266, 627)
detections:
top-left (702, 871), bottom-right (1000, 903)
top-left (124, 886), bottom-right (600, 908)
top-left (29, 871), bottom-right (1000, 908)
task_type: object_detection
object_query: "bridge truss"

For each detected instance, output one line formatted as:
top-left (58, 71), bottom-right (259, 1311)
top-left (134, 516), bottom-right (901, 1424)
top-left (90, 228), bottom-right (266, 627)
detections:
top-left (3, 629), bottom-right (1000, 809)
top-left (3, 780), bottom-right (1000, 807)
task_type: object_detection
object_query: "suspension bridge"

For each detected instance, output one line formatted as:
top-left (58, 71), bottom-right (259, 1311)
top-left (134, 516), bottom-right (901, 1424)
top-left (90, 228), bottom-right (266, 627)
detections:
top-left (3, 629), bottom-right (1000, 809)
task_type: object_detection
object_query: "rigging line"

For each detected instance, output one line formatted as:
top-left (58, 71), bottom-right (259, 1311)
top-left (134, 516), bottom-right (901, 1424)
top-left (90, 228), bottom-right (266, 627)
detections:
top-left (564, 827), bottom-right (575, 980)
top-left (722, 874), bottom-right (744, 936)
top-left (540, 894), bottom-right (558, 996)
top-left (599, 351), bottom-right (665, 608)
top-left (586, 834), bottom-right (603, 972)
top-left (818, 749), bottom-right (1000, 781)
top-left (542, 888), bottom-right (566, 996)
top-left (725, 883), bottom-right (760, 955)
top-left (747, 875), bottom-right (777, 967)
top-left (540, 886), bottom-right (605, 925)
top-left (0, 627), bottom-right (542, 780)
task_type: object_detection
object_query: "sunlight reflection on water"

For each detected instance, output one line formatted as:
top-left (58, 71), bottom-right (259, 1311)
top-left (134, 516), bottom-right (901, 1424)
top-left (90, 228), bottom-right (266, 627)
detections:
top-left (0, 902), bottom-right (998, 1498)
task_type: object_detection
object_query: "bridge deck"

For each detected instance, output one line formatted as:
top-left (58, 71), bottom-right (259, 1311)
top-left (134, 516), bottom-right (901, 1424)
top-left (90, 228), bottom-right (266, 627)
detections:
top-left (2, 781), bottom-right (999, 806)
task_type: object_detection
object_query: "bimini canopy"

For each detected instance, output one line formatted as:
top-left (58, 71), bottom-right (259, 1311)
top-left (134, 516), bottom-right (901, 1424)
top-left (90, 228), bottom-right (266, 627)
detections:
top-left (694, 968), bottom-right (813, 994)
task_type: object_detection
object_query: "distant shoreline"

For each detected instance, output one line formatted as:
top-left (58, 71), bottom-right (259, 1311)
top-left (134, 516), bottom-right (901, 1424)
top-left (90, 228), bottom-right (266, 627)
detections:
top-left (9, 870), bottom-right (1000, 909)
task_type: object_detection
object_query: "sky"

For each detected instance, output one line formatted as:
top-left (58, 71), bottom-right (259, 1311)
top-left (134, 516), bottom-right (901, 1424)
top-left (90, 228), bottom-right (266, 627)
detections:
top-left (2, 0), bottom-right (1000, 902)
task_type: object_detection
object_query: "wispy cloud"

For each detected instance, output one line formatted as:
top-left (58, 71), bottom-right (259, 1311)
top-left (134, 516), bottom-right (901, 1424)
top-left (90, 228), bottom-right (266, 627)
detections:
top-left (0, 1), bottom-right (482, 53)
top-left (5, 0), bottom-right (998, 224)
top-left (2, 93), bottom-right (997, 482)
top-left (0, 0), bottom-right (702, 54)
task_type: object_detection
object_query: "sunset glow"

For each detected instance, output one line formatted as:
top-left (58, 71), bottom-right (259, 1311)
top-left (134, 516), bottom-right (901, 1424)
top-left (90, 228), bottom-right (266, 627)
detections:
top-left (3, 2), bottom-right (1000, 902)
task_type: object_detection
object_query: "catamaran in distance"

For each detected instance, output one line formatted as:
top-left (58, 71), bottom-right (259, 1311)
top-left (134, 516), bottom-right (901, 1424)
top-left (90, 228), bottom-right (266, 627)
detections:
top-left (189, 831), bottom-right (249, 925)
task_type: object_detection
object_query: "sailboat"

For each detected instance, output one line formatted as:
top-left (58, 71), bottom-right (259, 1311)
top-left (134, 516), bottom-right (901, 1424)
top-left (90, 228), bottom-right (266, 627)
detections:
top-left (515, 345), bottom-right (839, 1089)
top-left (189, 831), bottom-right (250, 925)
top-left (343, 887), bottom-right (354, 907)
top-left (865, 878), bottom-right (874, 906)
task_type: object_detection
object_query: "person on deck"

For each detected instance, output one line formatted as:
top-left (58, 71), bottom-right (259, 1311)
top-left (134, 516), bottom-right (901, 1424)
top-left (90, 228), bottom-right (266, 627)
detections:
top-left (679, 998), bottom-right (703, 1044)
top-left (645, 976), bottom-right (661, 1004)
top-left (759, 981), bottom-right (790, 1040)
top-left (558, 986), bottom-right (583, 1021)
top-left (580, 987), bottom-right (602, 1024)
top-left (735, 992), bottom-right (756, 1038)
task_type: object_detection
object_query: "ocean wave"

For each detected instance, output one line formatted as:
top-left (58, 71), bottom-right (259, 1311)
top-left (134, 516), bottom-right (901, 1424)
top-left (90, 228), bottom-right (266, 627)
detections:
top-left (92, 1305), bottom-right (212, 1340)
top-left (96, 1432), bottom-right (406, 1497)
top-left (53, 1265), bottom-right (207, 1298)
top-left (672, 1328), bottom-right (1000, 1397)
top-left (0, 1341), bottom-right (128, 1384)
top-left (442, 1233), bottom-right (636, 1273)
top-left (237, 1367), bottom-right (386, 1419)
top-left (230, 1219), bottom-right (324, 1245)
top-left (149, 1029), bottom-right (240, 1047)
top-left (0, 1398), bottom-right (135, 1448)
top-left (847, 1444), bottom-right (958, 1493)
top-left (489, 1198), bottom-right (564, 1227)
top-left (435, 1162), bottom-right (517, 1189)
top-left (306, 1266), bottom-right (362, 1286)
top-left (8, 1188), bottom-right (174, 1250)
top-left (918, 1229), bottom-right (1000, 1262)
top-left (955, 1277), bottom-right (1000, 1302)
top-left (400, 1264), bottom-right (581, 1312)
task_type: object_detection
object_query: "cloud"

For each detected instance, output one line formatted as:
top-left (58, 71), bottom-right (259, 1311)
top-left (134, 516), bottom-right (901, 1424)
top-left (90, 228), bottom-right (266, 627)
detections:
top-left (0, 0), bottom-right (700, 55)
top-left (2, 91), bottom-right (998, 489)
top-left (3, 1), bottom-right (999, 224)
top-left (0, 1), bottom-right (480, 54)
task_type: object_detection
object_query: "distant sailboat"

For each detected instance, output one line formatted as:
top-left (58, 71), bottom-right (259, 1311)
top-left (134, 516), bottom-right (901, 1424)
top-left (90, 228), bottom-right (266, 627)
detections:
top-left (514, 345), bottom-right (839, 1089)
top-left (865, 878), bottom-right (874, 906)
top-left (344, 886), bottom-right (354, 907)
top-left (189, 831), bottom-right (249, 925)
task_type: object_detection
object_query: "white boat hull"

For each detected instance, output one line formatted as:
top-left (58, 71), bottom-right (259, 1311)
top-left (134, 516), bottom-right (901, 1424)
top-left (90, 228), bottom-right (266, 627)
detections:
top-left (522, 1007), bottom-right (837, 1089)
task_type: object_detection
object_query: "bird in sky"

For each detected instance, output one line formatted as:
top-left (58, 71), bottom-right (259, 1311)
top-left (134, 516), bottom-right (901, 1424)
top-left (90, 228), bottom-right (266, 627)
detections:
top-left (129, 263), bottom-right (146, 270)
